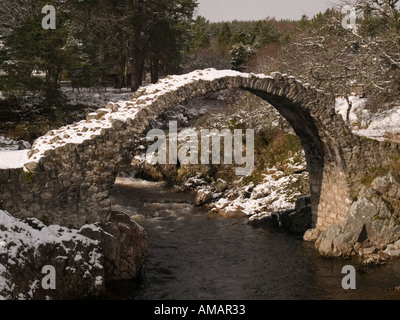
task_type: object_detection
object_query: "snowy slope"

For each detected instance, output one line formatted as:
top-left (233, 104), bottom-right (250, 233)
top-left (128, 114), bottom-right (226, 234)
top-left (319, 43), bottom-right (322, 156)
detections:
top-left (335, 96), bottom-right (400, 141)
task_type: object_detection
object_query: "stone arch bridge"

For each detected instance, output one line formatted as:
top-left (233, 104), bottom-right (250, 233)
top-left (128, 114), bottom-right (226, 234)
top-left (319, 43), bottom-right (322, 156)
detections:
top-left (1, 69), bottom-right (399, 255)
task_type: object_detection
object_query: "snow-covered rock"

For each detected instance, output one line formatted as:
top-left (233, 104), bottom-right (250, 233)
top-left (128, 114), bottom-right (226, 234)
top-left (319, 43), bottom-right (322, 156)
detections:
top-left (214, 168), bottom-right (309, 220)
top-left (0, 136), bottom-right (31, 151)
top-left (0, 210), bottom-right (147, 300)
top-left (0, 209), bottom-right (104, 299)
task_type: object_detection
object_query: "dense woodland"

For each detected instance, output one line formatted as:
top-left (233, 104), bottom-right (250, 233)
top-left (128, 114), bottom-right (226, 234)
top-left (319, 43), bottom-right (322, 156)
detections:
top-left (0, 0), bottom-right (400, 113)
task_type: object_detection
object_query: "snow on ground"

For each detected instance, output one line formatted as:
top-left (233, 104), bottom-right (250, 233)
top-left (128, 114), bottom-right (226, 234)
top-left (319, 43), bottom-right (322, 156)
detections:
top-left (335, 95), bottom-right (400, 141)
top-left (214, 165), bottom-right (308, 220)
top-left (0, 150), bottom-right (29, 169)
top-left (0, 209), bottom-right (99, 264)
top-left (61, 86), bottom-right (134, 107)
top-left (0, 136), bottom-right (31, 169)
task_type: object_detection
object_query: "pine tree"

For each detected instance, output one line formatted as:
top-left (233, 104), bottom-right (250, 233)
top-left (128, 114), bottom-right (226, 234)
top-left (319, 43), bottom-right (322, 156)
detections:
top-left (217, 23), bottom-right (232, 47)
top-left (0, 2), bottom-right (78, 106)
top-left (189, 16), bottom-right (211, 52)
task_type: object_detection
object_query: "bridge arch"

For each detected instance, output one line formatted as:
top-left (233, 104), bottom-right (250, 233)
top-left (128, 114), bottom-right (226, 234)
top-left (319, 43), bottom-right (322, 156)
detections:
top-left (4, 69), bottom-right (366, 238)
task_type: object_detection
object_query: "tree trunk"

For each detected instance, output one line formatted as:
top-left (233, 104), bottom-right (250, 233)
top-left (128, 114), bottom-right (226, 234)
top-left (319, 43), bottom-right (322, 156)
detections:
top-left (151, 56), bottom-right (159, 84)
top-left (345, 94), bottom-right (353, 125)
top-left (131, 47), bottom-right (144, 92)
top-left (129, 0), bottom-right (145, 92)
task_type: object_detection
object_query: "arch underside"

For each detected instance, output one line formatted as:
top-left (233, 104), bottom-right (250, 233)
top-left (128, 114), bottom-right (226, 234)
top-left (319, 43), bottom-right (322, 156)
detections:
top-left (245, 89), bottom-right (352, 230)
top-left (247, 89), bottom-right (324, 226)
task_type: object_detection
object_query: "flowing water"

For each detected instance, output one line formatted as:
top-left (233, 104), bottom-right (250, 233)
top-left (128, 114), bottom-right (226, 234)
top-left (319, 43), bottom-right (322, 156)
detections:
top-left (109, 178), bottom-right (400, 300)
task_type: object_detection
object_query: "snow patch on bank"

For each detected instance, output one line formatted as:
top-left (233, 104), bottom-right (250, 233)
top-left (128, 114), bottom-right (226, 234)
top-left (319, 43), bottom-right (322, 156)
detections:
top-left (0, 209), bottom-right (100, 261)
top-left (0, 150), bottom-right (29, 169)
top-left (61, 87), bottom-right (134, 107)
top-left (0, 137), bottom-right (31, 169)
top-left (215, 166), bottom-right (308, 220)
top-left (335, 96), bottom-right (400, 141)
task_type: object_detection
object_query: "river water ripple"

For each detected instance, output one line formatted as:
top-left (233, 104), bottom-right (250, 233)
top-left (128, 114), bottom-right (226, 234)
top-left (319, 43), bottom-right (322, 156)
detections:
top-left (109, 178), bottom-right (400, 300)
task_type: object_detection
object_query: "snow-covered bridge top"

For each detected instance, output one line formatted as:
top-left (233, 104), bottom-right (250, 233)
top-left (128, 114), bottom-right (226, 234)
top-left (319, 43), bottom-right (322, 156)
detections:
top-left (26, 69), bottom-right (259, 166)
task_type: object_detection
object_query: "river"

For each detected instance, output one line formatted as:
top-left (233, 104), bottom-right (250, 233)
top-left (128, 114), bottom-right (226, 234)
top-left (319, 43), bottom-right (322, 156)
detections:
top-left (109, 178), bottom-right (400, 300)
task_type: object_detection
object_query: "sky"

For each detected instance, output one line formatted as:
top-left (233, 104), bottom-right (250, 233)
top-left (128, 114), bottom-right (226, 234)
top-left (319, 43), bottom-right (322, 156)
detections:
top-left (196, 0), bottom-right (342, 22)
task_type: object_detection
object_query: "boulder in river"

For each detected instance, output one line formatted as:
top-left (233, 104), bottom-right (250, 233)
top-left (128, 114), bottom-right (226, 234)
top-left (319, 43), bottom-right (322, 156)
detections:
top-left (194, 188), bottom-right (213, 206)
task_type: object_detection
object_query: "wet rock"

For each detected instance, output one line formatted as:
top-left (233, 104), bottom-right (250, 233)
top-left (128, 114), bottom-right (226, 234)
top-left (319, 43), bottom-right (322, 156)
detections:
top-left (362, 252), bottom-right (389, 266)
top-left (279, 206), bottom-right (312, 234)
top-left (194, 189), bottom-right (212, 206)
top-left (295, 195), bottom-right (311, 211)
top-left (215, 179), bottom-right (228, 193)
top-left (219, 207), bottom-right (247, 219)
top-left (268, 195), bottom-right (313, 235)
top-left (248, 214), bottom-right (280, 229)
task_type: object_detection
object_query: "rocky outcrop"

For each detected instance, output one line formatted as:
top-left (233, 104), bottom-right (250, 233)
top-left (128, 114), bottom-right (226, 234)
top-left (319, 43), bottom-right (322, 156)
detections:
top-left (0, 210), bottom-right (147, 300)
top-left (312, 172), bottom-right (400, 261)
top-left (81, 211), bottom-right (148, 282)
